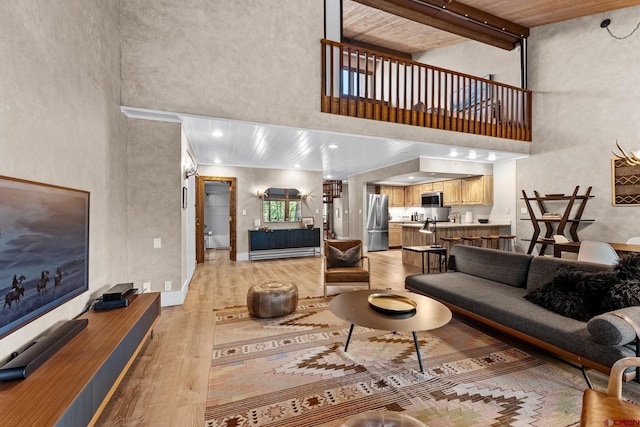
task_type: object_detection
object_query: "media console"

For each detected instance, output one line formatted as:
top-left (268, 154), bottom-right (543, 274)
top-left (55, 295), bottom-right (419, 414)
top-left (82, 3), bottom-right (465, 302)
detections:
top-left (0, 292), bottom-right (160, 426)
top-left (249, 228), bottom-right (321, 260)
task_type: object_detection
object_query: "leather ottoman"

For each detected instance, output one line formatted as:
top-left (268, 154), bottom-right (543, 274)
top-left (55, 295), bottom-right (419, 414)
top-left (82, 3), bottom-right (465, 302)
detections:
top-left (247, 281), bottom-right (298, 318)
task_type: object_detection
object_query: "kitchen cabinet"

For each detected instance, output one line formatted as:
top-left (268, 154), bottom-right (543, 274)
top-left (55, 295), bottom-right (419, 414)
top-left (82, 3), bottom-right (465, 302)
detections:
top-left (462, 175), bottom-right (493, 205)
top-left (431, 181), bottom-right (444, 192)
top-left (380, 186), bottom-right (405, 207)
top-left (442, 176), bottom-right (493, 206)
top-left (404, 182), bottom-right (445, 207)
top-left (389, 223), bottom-right (403, 247)
top-left (404, 184), bottom-right (422, 207)
top-left (443, 180), bottom-right (462, 205)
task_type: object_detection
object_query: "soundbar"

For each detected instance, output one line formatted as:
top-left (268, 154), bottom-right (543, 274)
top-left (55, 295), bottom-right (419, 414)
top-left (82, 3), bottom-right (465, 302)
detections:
top-left (0, 318), bottom-right (88, 381)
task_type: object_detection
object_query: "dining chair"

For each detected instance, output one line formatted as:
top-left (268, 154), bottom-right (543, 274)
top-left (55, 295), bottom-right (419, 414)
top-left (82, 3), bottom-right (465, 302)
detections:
top-left (577, 241), bottom-right (619, 266)
top-left (626, 237), bottom-right (640, 245)
top-left (580, 357), bottom-right (640, 426)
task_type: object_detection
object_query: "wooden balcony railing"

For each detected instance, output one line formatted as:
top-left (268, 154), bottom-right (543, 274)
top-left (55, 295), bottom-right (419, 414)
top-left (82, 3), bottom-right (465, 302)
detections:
top-left (321, 39), bottom-right (532, 142)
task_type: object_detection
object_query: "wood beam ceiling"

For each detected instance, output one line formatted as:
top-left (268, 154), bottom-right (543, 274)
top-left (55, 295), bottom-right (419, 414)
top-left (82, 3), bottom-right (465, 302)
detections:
top-left (352, 0), bottom-right (530, 50)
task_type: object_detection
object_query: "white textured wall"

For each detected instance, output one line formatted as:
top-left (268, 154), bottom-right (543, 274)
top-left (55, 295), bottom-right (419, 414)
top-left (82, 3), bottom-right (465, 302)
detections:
top-left (0, 1), bottom-right (126, 360)
top-left (119, 0), bottom-right (528, 156)
top-left (197, 165), bottom-right (323, 259)
top-left (127, 119), bottom-right (182, 292)
top-left (518, 6), bottom-right (640, 248)
top-left (414, 40), bottom-right (522, 88)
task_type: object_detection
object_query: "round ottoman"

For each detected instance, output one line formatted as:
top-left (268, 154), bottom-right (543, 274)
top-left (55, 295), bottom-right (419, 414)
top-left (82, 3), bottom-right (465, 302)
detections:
top-left (247, 281), bottom-right (298, 318)
top-left (340, 411), bottom-right (425, 427)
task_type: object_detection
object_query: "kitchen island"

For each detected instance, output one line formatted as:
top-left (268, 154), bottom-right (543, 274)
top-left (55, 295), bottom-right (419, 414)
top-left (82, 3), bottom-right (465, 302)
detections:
top-left (402, 222), bottom-right (511, 270)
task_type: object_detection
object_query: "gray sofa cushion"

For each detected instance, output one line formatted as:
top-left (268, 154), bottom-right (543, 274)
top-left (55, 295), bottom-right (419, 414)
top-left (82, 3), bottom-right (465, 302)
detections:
top-left (588, 307), bottom-right (640, 345)
top-left (449, 245), bottom-right (533, 288)
top-left (525, 256), bottom-right (612, 292)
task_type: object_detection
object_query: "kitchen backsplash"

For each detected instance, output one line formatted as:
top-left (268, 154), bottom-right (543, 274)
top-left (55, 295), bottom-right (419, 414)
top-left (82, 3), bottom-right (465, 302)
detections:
top-left (388, 206), bottom-right (492, 222)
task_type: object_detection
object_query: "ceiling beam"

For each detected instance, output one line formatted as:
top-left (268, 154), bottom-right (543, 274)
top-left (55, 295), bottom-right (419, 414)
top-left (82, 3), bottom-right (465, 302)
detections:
top-left (342, 37), bottom-right (412, 59)
top-left (352, 0), bottom-right (529, 50)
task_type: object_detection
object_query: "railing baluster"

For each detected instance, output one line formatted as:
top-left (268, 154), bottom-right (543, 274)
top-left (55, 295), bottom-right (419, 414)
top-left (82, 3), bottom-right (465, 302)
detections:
top-left (320, 39), bottom-right (531, 142)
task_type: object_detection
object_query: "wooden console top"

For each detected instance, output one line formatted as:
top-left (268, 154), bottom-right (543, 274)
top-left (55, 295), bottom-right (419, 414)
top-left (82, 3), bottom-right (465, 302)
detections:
top-left (0, 292), bottom-right (160, 427)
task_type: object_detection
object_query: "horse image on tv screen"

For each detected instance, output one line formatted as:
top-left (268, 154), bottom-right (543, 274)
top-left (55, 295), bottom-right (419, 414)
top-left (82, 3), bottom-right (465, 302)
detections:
top-left (0, 176), bottom-right (89, 338)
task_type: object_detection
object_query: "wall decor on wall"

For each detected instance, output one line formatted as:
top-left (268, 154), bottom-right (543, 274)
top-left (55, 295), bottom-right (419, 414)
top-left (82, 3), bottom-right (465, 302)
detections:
top-left (612, 159), bottom-right (640, 206)
top-left (0, 176), bottom-right (90, 338)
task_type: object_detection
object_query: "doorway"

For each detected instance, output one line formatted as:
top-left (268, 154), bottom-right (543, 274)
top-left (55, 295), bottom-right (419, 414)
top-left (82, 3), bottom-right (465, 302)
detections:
top-left (196, 176), bottom-right (237, 262)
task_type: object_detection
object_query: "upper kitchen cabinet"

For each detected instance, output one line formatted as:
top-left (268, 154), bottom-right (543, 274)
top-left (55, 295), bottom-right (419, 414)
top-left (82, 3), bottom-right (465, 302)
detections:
top-left (380, 186), bottom-right (405, 207)
top-left (431, 181), bottom-right (444, 192)
top-left (404, 184), bottom-right (421, 207)
top-left (443, 180), bottom-right (462, 205)
top-left (443, 176), bottom-right (493, 206)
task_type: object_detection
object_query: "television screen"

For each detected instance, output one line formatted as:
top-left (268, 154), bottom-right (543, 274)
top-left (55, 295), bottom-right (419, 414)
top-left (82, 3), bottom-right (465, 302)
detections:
top-left (0, 176), bottom-right (89, 338)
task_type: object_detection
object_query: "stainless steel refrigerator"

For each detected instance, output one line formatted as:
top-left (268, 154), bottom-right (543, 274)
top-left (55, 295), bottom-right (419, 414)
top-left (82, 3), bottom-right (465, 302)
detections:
top-left (366, 193), bottom-right (389, 251)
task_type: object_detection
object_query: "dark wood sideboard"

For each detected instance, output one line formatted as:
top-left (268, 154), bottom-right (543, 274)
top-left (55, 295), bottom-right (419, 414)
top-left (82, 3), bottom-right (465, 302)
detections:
top-left (249, 228), bottom-right (321, 260)
top-left (0, 292), bottom-right (161, 427)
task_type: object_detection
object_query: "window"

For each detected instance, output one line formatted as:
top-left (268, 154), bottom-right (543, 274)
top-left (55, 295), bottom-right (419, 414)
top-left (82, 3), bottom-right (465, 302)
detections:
top-left (341, 68), bottom-right (372, 98)
top-left (261, 188), bottom-right (302, 222)
top-left (263, 200), bottom-right (299, 222)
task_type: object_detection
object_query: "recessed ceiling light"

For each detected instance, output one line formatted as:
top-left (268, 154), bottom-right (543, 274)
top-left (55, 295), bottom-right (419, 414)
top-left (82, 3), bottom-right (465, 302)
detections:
top-left (468, 150), bottom-right (477, 159)
top-left (214, 159), bottom-right (222, 164)
top-left (488, 152), bottom-right (497, 161)
top-left (408, 176), bottom-right (415, 180)
top-left (294, 164), bottom-right (300, 168)
top-left (450, 149), bottom-right (459, 157)
top-left (211, 130), bottom-right (223, 138)
top-left (326, 174), bottom-right (332, 179)
top-left (328, 144), bottom-right (338, 149)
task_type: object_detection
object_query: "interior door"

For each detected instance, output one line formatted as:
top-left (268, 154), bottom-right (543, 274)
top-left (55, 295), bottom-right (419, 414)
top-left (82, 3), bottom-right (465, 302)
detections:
top-left (196, 176), bottom-right (237, 262)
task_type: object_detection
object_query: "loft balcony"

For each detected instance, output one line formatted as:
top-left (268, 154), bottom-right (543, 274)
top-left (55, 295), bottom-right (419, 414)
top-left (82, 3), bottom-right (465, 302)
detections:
top-left (321, 39), bottom-right (532, 142)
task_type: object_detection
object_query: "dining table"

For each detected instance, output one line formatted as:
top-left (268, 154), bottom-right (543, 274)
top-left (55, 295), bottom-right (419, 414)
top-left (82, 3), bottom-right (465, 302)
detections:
top-left (553, 241), bottom-right (640, 258)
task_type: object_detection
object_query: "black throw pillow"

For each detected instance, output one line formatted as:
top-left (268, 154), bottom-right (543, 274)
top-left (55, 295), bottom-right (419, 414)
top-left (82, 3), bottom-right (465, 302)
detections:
top-left (524, 266), bottom-right (616, 321)
top-left (327, 245), bottom-right (361, 268)
top-left (614, 253), bottom-right (640, 281)
top-left (601, 279), bottom-right (640, 312)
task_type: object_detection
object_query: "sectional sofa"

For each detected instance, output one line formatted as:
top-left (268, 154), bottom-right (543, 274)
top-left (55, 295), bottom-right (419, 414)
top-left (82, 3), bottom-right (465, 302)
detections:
top-left (405, 245), bottom-right (640, 379)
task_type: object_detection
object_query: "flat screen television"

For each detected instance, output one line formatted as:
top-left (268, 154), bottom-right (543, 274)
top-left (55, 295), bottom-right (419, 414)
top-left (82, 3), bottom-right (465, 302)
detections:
top-left (0, 176), bottom-right (89, 339)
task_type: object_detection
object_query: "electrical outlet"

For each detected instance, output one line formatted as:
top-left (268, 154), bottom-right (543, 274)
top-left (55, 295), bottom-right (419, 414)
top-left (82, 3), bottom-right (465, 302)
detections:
top-left (153, 238), bottom-right (161, 248)
top-left (143, 282), bottom-right (151, 293)
top-left (164, 281), bottom-right (172, 291)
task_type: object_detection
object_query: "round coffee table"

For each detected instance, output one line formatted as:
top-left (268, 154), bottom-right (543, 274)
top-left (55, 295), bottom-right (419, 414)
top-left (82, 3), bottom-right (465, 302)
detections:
top-left (329, 289), bottom-right (452, 373)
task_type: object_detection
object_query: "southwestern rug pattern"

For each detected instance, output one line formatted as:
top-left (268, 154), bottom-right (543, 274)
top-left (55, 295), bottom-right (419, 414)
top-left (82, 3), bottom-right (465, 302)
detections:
top-left (205, 298), bottom-right (586, 426)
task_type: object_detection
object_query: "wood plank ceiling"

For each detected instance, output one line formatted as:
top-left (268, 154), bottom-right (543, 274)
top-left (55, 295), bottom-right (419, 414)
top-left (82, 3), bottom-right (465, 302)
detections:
top-left (344, 0), bottom-right (640, 54)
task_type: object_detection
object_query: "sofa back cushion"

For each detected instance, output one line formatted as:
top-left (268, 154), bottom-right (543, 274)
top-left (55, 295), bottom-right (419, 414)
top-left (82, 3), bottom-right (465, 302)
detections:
top-left (526, 256), bottom-right (612, 291)
top-left (449, 245), bottom-right (533, 288)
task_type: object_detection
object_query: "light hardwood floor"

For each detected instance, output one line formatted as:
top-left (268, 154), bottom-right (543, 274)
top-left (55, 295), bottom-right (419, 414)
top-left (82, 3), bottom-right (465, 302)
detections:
top-left (96, 248), bottom-right (422, 426)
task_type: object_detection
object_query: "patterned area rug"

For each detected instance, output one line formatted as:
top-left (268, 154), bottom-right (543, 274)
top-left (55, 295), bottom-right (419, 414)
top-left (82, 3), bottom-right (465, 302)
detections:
top-left (205, 298), bottom-right (586, 427)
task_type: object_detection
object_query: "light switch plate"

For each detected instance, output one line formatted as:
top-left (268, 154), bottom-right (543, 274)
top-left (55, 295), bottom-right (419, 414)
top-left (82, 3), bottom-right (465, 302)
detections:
top-left (153, 238), bottom-right (161, 248)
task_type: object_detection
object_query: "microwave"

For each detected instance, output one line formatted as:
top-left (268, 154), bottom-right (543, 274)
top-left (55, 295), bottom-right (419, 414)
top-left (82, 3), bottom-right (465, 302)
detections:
top-left (421, 192), bottom-right (444, 207)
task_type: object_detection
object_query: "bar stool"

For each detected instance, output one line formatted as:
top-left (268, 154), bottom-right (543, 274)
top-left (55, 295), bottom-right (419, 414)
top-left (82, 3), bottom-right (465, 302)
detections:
top-left (440, 236), bottom-right (461, 269)
top-left (461, 236), bottom-right (482, 246)
top-left (440, 236), bottom-right (461, 251)
top-left (499, 234), bottom-right (517, 252)
top-left (481, 235), bottom-right (500, 249)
